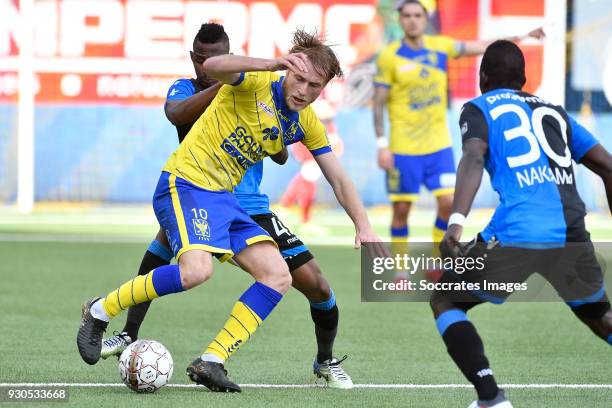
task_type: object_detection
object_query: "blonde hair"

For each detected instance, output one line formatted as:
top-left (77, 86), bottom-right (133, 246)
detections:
top-left (289, 28), bottom-right (343, 82)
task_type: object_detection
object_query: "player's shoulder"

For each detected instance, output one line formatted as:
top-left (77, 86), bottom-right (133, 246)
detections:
top-left (378, 40), bottom-right (402, 57)
top-left (169, 78), bottom-right (194, 90)
top-left (167, 78), bottom-right (196, 99)
top-left (423, 35), bottom-right (455, 51)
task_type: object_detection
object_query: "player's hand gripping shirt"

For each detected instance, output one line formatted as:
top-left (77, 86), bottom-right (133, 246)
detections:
top-left (163, 71), bottom-right (331, 192)
top-left (460, 89), bottom-right (599, 244)
top-left (374, 36), bottom-right (464, 155)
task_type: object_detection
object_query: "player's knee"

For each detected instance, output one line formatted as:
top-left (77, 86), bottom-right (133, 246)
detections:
top-left (429, 292), bottom-right (456, 318)
top-left (178, 256), bottom-right (213, 289)
top-left (272, 266), bottom-right (292, 294)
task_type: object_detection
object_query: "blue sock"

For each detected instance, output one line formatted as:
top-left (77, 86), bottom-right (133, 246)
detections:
top-left (436, 309), bottom-right (468, 336)
top-left (239, 282), bottom-right (283, 320)
top-left (607, 334), bottom-right (612, 346)
top-left (151, 265), bottom-right (184, 296)
top-left (310, 288), bottom-right (336, 311)
top-left (148, 239), bottom-right (173, 262)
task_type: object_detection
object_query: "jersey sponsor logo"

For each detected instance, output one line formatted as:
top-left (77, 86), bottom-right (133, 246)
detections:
top-left (485, 91), bottom-right (549, 106)
top-left (221, 126), bottom-right (265, 169)
top-left (263, 126), bottom-right (280, 141)
top-left (408, 83), bottom-right (441, 110)
top-left (490, 103), bottom-right (574, 188)
top-left (258, 101), bottom-right (275, 117)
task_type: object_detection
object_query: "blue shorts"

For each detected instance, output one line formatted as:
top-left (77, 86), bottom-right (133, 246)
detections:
top-left (153, 172), bottom-right (274, 260)
top-left (387, 147), bottom-right (456, 202)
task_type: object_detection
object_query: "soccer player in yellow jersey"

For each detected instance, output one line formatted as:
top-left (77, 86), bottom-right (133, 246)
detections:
top-left (373, 0), bottom-right (544, 275)
top-left (77, 29), bottom-right (384, 392)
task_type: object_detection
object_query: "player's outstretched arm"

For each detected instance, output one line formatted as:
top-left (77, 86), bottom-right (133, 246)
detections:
top-left (202, 53), bottom-right (310, 85)
top-left (581, 144), bottom-right (612, 214)
top-left (164, 82), bottom-right (223, 126)
top-left (373, 86), bottom-right (392, 170)
top-left (461, 27), bottom-right (546, 56)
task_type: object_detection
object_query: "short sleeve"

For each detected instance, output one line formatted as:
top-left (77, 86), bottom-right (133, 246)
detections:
top-left (231, 71), bottom-right (275, 92)
top-left (460, 102), bottom-right (489, 144)
top-left (568, 115), bottom-right (598, 162)
top-left (301, 107), bottom-right (331, 156)
top-left (374, 48), bottom-right (394, 88)
top-left (166, 79), bottom-right (195, 101)
top-left (436, 35), bottom-right (465, 58)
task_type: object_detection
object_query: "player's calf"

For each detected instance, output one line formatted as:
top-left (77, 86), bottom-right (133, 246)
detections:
top-left (430, 290), bottom-right (501, 403)
top-left (568, 294), bottom-right (612, 345)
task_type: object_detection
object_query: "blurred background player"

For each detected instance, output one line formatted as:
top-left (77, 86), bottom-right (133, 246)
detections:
top-left (432, 40), bottom-right (612, 408)
top-left (372, 0), bottom-right (544, 282)
top-left (102, 23), bottom-right (353, 389)
top-left (280, 99), bottom-right (344, 226)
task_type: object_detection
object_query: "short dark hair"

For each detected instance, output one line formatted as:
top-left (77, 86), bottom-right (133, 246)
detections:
top-left (480, 40), bottom-right (526, 91)
top-left (395, 0), bottom-right (428, 14)
top-left (193, 23), bottom-right (229, 48)
top-left (289, 29), bottom-right (343, 82)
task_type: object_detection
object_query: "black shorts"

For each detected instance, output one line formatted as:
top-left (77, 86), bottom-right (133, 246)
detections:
top-left (432, 235), bottom-right (605, 306)
top-left (250, 212), bottom-right (314, 272)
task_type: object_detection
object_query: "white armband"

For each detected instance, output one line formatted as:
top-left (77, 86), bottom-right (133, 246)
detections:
top-left (448, 213), bottom-right (466, 227)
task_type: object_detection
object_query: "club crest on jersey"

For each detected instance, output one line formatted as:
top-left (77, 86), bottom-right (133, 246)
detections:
top-left (258, 101), bottom-right (275, 117)
top-left (193, 218), bottom-right (210, 240)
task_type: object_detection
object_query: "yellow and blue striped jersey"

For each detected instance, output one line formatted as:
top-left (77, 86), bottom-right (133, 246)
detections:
top-left (163, 71), bottom-right (331, 191)
top-left (374, 35), bottom-right (464, 155)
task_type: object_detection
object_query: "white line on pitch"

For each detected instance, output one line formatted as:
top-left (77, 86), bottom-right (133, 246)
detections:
top-left (1, 383), bottom-right (611, 389)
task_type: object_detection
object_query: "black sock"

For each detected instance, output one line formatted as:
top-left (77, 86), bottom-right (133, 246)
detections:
top-left (122, 250), bottom-right (170, 340)
top-left (442, 321), bottom-right (499, 401)
top-left (310, 305), bottom-right (339, 363)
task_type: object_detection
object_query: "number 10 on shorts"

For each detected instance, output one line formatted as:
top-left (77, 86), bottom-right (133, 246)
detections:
top-left (191, 208), bottom-right (210, 240)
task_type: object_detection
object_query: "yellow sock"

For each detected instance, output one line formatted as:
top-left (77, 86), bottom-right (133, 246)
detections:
top-left (433, 217), bottom-right (448, 257)
top-left (203, 301), bottom-right (262, 361)
top-left (102, 273), bottom-right (159, 318)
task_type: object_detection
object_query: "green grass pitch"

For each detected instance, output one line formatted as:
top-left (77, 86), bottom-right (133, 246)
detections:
top-left (1, 235), bottom-right (611, 407)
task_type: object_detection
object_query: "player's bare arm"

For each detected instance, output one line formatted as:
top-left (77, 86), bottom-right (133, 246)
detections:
top-left (441, 138), bottom-right (487, 255)
top-left (269, 148), bottom-right (288, 165)
top-left (164, 82), bottom-right (223, 126)
top-left (373, 86), bottom-right (392, 170)
top-left (462, 27), bottom-right (546, 56)
top-left (202, 53), bottom-right (310, 85)
top-left (581, 144), bottom-right (612, 214)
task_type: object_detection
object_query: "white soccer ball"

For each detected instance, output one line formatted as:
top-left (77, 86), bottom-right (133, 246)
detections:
top-left (118, 340), bottom-right (173, 393)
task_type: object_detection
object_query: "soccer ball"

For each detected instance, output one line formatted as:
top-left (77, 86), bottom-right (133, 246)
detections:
top-left (118, 340), bottom-right (173, 393)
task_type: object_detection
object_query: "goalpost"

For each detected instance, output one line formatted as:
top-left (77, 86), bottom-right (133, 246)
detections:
top-left (17, 0), bottom-right (34, 214)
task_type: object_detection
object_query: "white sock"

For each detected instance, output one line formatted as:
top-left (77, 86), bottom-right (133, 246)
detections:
top-left (200, 353), bottom-right (224, 364)
top-left (90, 299), bottom-right (110, 322)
